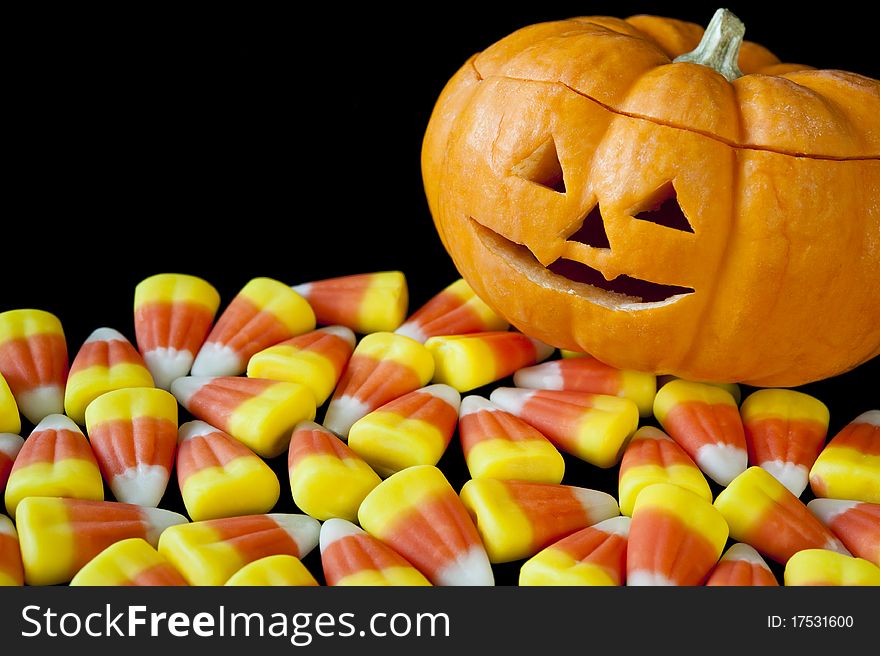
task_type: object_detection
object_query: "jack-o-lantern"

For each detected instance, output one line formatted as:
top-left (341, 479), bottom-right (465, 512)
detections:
top-left (423, 9), bottom-right (880, 387)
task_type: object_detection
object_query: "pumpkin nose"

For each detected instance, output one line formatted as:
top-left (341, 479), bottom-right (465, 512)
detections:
top-left (565, 206), bottom-right (610, 249)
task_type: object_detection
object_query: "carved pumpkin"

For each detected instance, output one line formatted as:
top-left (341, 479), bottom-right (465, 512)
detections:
top-left (422, 9), bottom-right (880, 387)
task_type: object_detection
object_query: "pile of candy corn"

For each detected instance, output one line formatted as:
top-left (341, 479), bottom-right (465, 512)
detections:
top-left (0, 271), bottom-right (877, 587)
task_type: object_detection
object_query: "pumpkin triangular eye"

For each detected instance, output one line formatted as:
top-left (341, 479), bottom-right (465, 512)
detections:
top-left (510, 137), bottom-right (565, 194)
top-left (566, 205), bottom-right (609, 249)
top-left (633, 183), bottom-right (694, 233)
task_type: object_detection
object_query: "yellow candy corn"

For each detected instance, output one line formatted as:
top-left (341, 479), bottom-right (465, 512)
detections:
top-left (617, 427), bottom-right (712, 517)
top-left (177, 421), bottom-right (280, 521)
top-left (246, 326), bottom-right (356, 405)
top-left (784, 549), bottom-right (880, 586)
top-left (426, 332), bottom-right (554, 392)
top-left (288, 421), bottom-right (381, 521)
top-left (0, 374), bottom-right (20, 435)
top-left (70, 538), bottom-right (188, 586)
top-left (64, 328), bottom-right (155, 425)
top-left (5, 415), bottom-right (103, 516)
top-left (225, 555), bottom-right (318, 586)
top-left (158, 514), bottom-right (320, 586)
top-left (348, 384), bottom-right (460, 476)
top-left (810, 411), bottom-right (880, 504)
top-left (171, 376), bottom-right (316, 458)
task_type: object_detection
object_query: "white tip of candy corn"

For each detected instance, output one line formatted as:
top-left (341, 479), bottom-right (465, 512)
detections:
top-left (807, 498), bottom-right (860, 525)
top-left (84, 327), bottom-right (128, 343)
top-left (627, 571), bottom-right (677, 586)
top-left (853, 410), bottom-right (880, 426)
top-left (291, 282), bottom-right (312, 297)
top-left (489, 387), bottom-right (535, 415)
top-left (319, 325), bottom-right (357, 348)
top-left (592, 515), bottom-right (631, 538)
top-left (695, 443), bottom-right (748, 486)
top-left (721, 543), bottom-right (768, 566)
top-left (760, 460), bottom-right (809, 497)
top-left (459, 395), bottom-right (499, 418)
top-left (0, 433), bottom-right (24, 460)
top-left (573, 488), bottom-right (621, 523)
top-left (177, 420), bottom-right (219, 444)
top-left (191, 342), bottom-right (243, 377)
top-left (111, 465), bottom-right (170, 507)
top-left (17, 385), bottom-right (64, 425)
top-left (269, 514), bottom-right (321, 558)
top-left (393, 323), bottom-right (427, 343)
top-left (420, 384), bottom-right (461, 412)
top-left (319, 518), bottom-right (364, 554)
top-left (824, 538), bottom-right (852, 556)
top-left (144, 348), bottom-right (194, 391)
top-left (324, 396), bottom-right (371, 439)
top-left (527, 338), bottom-right (556, 364)
top-left (513, 361), bottom-right (563, 390)
top-left (0, 514), bottom-right (16, 537)
top-left (32, 413), bottom-right (82, 434)
top-left (170, 376), bottom-right (216, 407)
top-left (143, 507), bottom-right (189, 545)
top-left (434, 546), bottom-right (495, 586)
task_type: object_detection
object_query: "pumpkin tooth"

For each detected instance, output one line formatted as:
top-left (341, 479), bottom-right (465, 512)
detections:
top-left (192, 277), bottom-right (315, 377)
top-left (740, 388), bottom-right (829, 496)
top-left (519, 516), bottom-right (631, 586)
top-left (705, 543), bottom-right (778, 586)
top-left (292, 271), bottom-right (408, 335)
top-left (395, 278), bottom-right (508, 343)
top-left (357, 465), bottom-right (494, 586)
top-left (809, 410), bottom-right (880, 504)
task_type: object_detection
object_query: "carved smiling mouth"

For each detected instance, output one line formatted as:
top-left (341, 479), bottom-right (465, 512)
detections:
top-left (470, 218), bottom-right (694, 310)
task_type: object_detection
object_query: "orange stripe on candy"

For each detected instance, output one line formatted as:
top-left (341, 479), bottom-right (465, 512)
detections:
top-left (0, 533), bottom-right (23, 583)
top-left (288, 428), bottom-right (357, 469)
top-left (380, 392), bottom-right (458, 434)
top-left (70, 339), bottom-right (144, 372)
top-left (552, 526), bottom-right (627, 583)
top-left (89, 417), bottom-right (177, 479)
top-left (65, 500), bottom-right (150, 570)
top-left (188, 378), bottom-right (275, 430)
top-left (207, 297), bottom-right (292, 354)
top-left (177, 431), bottom-right (252, 484)
top-left (707, 560), bottom-right (777, 586)
top-left (503, 482), bottom-right (592, 551)
top-left (281, 331), bottom-right (352, 372)
top-left (210, 516), bottom-right (302, 560)
top-left (129, 562), bottom-right (188, 586)
top-left (628, 509), bottom-right (720, 585)
top-left (302, 276), bottom-right (372, 327)
top-left (483, 333), bottom-right (537, 373)
top-left (830, 422), bottom-right (880, 456)
top-left (459, 408), bottom-right (544, 453)
top-left (745, 496), bottom-right (840, 563)
top-left (407, 289), bottom-right (479, 336)
top-left (663, 401), bottom-right (745, 452)
top-left (559, 358), bottom-right (621, 395)
top-left (333, 356), bottom-right (422, 406)
top-left (745, 417), bottom-right (827, 467)
top-left (14, 429), bottom-right (95, 467)
top-left (619, 435), bottom-right (695, 474)
top-left (520, 391), bottom-right (598, 451)
top-left (135, 302), bottom-right (215, 354)
top-left (0, 334), bottom-right (68, 393)
top-left (322, 534), bottom-right (413, 586)
top-left (829, 504), bottom-right (880, 561)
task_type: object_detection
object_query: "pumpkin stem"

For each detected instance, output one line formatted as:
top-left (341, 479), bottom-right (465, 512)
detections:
top-left (673, 8), bottom-right (745, 82)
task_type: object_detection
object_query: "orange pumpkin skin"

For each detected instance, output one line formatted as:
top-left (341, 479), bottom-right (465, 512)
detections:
top-left (423, 14), bottom-right (880, 387)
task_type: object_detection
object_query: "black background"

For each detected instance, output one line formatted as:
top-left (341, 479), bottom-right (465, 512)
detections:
top-left (4, 2), bottom-right (878, 586)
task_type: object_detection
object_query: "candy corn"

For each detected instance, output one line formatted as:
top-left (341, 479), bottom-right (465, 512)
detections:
top-left (740, 389), bottom-right (829, 496)
top-left (293, 271), bottom-right (408, 334)
top-left (489, 388), bottom-right (639, 468)
top-left (320, 518), bottom-right (431, 586)
top-left (84, 387), bottom-right (178, 507)
top-left (458, 395), bottom-right (564, 484)
top-left (426, 332), bottom-right (554, 392)
top-left (134, 273), bottom-right (221, 389)
top-left (171, 376), bottom-right (316, 457)
top-left (395, 279), bottom-right (507, 342)
top-left (225, 555), bottom-right (318, 587)
top-left (0, 514), bottom-right (23, 586)
top-left (177, 421), bottom-right (280, 521)
top-left (514, 357), bottom-right (657, 417)
top-left (714, 467), bottom-right (849, 564)
top-left (627, 483), bottom-right (728, 586)
top-left (618, 426), bottom-right (712, 517)
top-left (810, 410), bottom-right (879, 504)
top-left (16, 497), bottom-right (187, 586)
top-left (192, 277), bottom-right (315, 377)
top-left (658, 376), bottom-right (742, 404)
top-left (70, 538), bottom-right (188, 586)
top-left (519, 516), bottom-right (630, 586)
top-left (358, 465), bottom-right (494, 586)
top-left (653, 379), bottom-right (747, 486)
top-left (0, 433), bottom-right (24, 493)
top-left (348, 384), bottom-right (460, 476)
top-left (5, 415), bottom-right (103, 516)
top-left (288, 421), bottom-right (381, 522)
top-left (0, 374), bottom-right (20, 435)
top-left (808, 499), bottom-right (880, 566)
top-left (323, 332), bottom-right (434, 438)
top-left (705, 543), bottom-right (778, 586)
top-left (246, 326), bottom-right (355, 405)
top-left (0, 309), bottom-right (68, 424)
top-left (460, 478), bottom-right (619, 563)
top-left (64, 328), bottom-right (155, 425)
top-left (784, 549), bottom-right (880, 586)
top-left (158, 514), bottom-right (320, 586)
